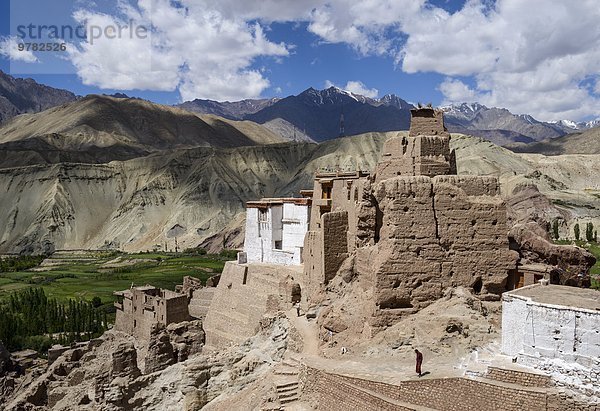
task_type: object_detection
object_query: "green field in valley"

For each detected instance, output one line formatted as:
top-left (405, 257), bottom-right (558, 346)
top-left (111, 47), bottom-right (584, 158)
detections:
top-left (0, 250), bottom-right (232, 304)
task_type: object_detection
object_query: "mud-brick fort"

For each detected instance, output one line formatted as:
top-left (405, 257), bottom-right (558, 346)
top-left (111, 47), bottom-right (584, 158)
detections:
top-left (242, 107), bottom-right (517, 329)
top-left (111, 108), bottom-right (599, 410)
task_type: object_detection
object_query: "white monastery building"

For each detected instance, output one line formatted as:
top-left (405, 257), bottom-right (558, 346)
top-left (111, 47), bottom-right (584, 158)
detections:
top-left (243, 196), bottom-right (311, 266)
top-left (502, 283), bottom-right (600, 392)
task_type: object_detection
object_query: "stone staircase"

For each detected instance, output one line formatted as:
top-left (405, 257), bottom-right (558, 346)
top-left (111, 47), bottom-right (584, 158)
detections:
top-left (273, 357), bottom-right (301, 409)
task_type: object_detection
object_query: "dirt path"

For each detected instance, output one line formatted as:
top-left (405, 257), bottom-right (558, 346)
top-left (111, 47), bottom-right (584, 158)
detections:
top-left (288, 308), bottom-right (320, 356)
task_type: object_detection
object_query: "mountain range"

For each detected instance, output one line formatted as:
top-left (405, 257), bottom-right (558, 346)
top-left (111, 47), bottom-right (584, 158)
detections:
top-left (0, 94), bottom-right (287, 167)
top-left (177, 88), bottom-right (600, 146)
top-left (1, 70), bottom-right (599, 148)
top-left (0, 71), bottom-right (599, 254)
top-left (0, 71), bottom-right (77, 123)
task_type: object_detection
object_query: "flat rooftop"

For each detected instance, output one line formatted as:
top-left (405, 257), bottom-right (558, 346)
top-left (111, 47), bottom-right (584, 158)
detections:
top-left (246, 197), bottom-right (311, 208)
top-left (315, 170), bottom-right (370, 179)
top-left (505, 284), bottom-right (600, 311)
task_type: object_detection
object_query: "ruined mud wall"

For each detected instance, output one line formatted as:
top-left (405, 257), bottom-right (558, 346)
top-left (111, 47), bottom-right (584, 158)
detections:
top-left (408, 108), bottom-right (449, 137)
top-left (375, 135), bottom-right (455, 182)
top-left (356, 174), bottom-right (516, 327)
top-left (322, 211), bottom-right (349, 283)
top-left (303, 231), bottom-right (324, 297)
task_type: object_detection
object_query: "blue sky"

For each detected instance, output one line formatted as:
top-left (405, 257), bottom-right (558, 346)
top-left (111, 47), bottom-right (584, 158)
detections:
top-left (1, 0), bottom-right (599, 121)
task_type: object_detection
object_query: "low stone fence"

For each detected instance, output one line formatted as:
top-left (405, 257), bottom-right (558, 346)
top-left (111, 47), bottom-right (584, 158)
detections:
top-left (485, 366), bottom-right (553, 387)
top-left (300, 365), bottom-right (600, 411)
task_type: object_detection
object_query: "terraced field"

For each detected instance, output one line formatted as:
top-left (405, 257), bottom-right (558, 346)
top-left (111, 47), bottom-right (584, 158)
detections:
top-left (0, 250), bottom-right (230, 303)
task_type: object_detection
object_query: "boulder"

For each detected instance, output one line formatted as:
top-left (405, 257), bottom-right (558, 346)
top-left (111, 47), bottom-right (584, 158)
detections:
top-left (145, 325), bottom-right (176, 374)
top-left (111, 342), bottom-right (141, 379)
top-left (509, 222), bottom-right (596, 286)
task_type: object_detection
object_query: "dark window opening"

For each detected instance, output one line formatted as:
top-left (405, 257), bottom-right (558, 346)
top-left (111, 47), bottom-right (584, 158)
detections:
top-left (259, 208), bottom-right (268, 222)
top-left (321, 183), bottom-right (332, 199)
top-left (472, 277), bottom-right (483, 294)
top-left (374, 198), bottom-right (383, 244)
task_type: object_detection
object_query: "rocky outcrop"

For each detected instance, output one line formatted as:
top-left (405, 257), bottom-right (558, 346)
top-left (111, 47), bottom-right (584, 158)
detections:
top-left (0, 342), bottom-right (18, 400)
top-left (111, 342), bottom-right (141, 379)
top-left (506, 184), bottom-right (566, 229)
top-left (1, 315), bottom-right (292, 410)
top-left (145, 320), bottom-right (205, 373)
top-left (0, 341), bottom-right (10, 372)
top-left (505, 183), bottom-right (596, 286)
top-left (509, 222), bottom-right (596, 287)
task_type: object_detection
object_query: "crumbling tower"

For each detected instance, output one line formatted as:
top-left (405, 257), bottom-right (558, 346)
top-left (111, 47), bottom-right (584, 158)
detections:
top-left (375, 107), bottom-right (456, 182)
top-left (301, 107), bottom-right (517, 333)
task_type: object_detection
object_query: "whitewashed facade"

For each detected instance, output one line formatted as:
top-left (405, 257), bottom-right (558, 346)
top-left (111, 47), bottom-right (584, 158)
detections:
top-left (244, 199), bottom-right (311, 266)
top-left (502, 284), bottom-right (600, 367)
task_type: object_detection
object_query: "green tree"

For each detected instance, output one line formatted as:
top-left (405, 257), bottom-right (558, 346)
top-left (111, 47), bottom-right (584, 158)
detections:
top-left (552, 219), bottom-right (560, 240)
top-left (586, 222), bottom-right (594, 242)
top-left (574, 223), bottom-right (580, 241)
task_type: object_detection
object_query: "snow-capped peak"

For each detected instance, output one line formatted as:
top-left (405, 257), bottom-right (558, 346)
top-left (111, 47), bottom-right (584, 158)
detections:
top-left (548, 118), bottom-right (600, 131)
top-left (440, 102), bottom-right (487, 114)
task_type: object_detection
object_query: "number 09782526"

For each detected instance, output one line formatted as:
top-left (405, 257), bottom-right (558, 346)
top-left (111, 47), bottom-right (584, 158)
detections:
top-left (18, 43), bottom-right (67, 52)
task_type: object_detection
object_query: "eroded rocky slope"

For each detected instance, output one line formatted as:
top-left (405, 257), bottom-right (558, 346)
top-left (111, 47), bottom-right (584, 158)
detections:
top-left (0, 133), bottom-right (599, 254)
top-left (0, 95), bottom-right (286, 168)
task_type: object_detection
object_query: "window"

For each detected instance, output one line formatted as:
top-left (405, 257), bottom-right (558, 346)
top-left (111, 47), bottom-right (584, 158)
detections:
top-left (321, 183), bottom-right (332, 199)
top-left (259, 209), bottom-right (268, 222)
top-left (274, 240), bottom-right (282, 250)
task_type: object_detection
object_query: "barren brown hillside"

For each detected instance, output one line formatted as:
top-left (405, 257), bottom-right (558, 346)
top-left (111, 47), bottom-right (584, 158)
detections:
top-left (0, 132), bottom-right (599, 254)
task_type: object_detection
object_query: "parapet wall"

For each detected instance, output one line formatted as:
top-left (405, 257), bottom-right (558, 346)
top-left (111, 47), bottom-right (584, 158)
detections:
top-left (486, 366), bottom-right (553, 388)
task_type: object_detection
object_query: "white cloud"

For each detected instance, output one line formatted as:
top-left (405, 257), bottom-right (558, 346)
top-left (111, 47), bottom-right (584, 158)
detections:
top-left (0, 36), bottom-right (38, 63)
top-left (65, 0), bottom-right (289, 101)
top-left (7, 0), bottom-right (599, 119)
top-left (438, 78), bottom-right (479, 103)
top-left (325, 79), bottom-right (379, 98)
top-left (397, 0), bottom-right (600, 120)
top-left (306, 0), bottom-right (600, 120)
top-left (344, 80), bottom-right (378, 98)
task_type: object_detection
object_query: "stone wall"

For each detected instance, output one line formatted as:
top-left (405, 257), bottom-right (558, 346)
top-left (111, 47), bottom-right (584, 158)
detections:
top-left (486, 366), bottom-right (553, 388)
top-left (301, 367), bottom-right (556, 411)
top-left (203, 261), bottom-right (302, 349)
top-left (301, 367), bottom-right (413, 411)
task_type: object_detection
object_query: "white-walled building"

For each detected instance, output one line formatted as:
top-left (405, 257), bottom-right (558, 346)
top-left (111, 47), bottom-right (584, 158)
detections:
top-left (243, 197), bottom-right (311, 266)
top-left (502, 283), bottom-right (600, 367)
